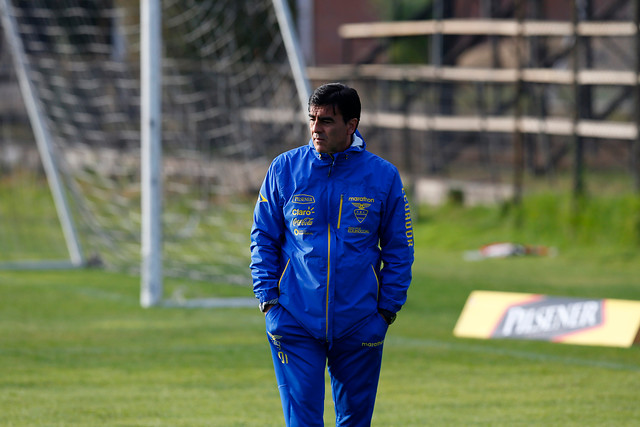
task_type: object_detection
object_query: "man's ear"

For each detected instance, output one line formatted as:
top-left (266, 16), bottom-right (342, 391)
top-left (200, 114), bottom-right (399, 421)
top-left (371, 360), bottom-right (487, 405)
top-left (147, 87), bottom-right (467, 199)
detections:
top-left (347, 118), bottom-right (359, 135)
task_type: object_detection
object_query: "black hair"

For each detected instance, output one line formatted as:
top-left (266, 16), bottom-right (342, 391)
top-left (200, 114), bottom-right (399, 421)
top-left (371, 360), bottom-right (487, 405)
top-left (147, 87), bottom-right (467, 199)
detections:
top-left (308, 83), bottom-right (361, 126)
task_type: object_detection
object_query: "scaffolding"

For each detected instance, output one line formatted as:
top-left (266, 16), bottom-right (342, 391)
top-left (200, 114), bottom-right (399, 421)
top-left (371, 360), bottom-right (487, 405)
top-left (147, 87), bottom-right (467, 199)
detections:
top-left (309, 0), bottom-right (640, 200)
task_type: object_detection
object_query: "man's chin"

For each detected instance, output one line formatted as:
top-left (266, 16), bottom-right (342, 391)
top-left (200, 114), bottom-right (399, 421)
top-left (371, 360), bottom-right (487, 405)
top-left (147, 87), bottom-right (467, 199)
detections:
top-left (313, 143), bottom-right (328, 153)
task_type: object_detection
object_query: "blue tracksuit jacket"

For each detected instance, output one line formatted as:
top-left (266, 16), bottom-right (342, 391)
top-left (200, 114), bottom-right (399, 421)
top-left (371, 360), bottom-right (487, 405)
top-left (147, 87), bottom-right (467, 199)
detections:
top-left (250, 132), bottom-right (414, 342)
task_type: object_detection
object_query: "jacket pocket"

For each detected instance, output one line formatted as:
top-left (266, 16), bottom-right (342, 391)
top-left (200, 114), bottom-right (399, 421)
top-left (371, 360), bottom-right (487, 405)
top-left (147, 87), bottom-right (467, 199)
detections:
top-left (277, 258), bottom-right (291, 293)
top-left (371, 264), bottom-right (380, 301)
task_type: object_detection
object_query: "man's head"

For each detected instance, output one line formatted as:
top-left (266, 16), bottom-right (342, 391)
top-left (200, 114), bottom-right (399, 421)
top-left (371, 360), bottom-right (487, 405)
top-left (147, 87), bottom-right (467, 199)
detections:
top-left (308, 83), bottom-right (361, 154)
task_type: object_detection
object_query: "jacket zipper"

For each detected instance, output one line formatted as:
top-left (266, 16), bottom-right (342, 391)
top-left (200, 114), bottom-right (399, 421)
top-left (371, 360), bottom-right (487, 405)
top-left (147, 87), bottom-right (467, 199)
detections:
top-left (328, 154), bottom-right (336, 177)
top-left (325, 157), bottom-right (343, 341)
top-left (326, 224), bottom-right (331, 340)
top-left (337, 194), bottom-right (344, 229)
top-left (278, 259), bottom-right (290, 292)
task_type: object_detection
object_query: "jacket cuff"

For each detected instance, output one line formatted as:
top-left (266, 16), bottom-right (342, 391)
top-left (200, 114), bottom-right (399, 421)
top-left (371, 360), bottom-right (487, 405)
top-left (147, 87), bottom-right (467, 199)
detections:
top-left (378, 301), bottom-right (400, 314)
top-left (255, 288), bottom-right (279, 304)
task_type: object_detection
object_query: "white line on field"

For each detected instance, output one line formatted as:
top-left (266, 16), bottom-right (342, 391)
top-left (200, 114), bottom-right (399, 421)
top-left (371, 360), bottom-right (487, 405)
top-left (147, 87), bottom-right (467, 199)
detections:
top-left (389, 336), bottom-right (640, 372)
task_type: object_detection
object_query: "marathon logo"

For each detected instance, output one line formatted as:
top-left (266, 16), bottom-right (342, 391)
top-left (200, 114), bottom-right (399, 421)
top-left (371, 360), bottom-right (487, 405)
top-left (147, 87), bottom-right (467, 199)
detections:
top-left (492, 297), bottom-right (602, 340)
top-left (348, 196), bottom-right (374, 204)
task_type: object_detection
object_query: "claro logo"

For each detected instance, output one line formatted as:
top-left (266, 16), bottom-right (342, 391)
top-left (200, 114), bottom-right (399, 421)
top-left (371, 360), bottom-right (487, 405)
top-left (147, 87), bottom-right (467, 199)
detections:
top-left (292, 207), bottom-right (314, 216)
top-left (292, 194), bottom-right (315, 204)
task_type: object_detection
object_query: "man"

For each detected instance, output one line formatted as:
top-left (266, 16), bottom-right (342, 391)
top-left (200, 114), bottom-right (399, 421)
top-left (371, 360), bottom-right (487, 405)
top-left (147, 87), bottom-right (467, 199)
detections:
top-left (250, 83), bottom-right (414, 426)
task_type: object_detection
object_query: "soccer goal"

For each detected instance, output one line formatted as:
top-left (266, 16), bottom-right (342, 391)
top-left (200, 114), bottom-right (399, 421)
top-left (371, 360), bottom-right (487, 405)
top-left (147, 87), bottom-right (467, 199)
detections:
top-left (0, 0), bottom-right (309, 307)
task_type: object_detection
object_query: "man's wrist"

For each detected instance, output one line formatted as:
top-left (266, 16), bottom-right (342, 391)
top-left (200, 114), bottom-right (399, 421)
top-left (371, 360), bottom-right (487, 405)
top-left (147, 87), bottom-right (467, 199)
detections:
top-left (259, 298), bottom-right (279, 312)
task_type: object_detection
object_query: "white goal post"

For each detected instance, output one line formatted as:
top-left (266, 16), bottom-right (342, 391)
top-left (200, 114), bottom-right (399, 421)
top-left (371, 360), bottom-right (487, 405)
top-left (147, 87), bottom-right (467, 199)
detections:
top-left (139, 0), bottom-right (310, 307)
top-left (0, 0), bottom-right (84, 268)
top-left (0, 0), bottom-right (310, 307)
top-left (140, 0), bottom-right (163, 307)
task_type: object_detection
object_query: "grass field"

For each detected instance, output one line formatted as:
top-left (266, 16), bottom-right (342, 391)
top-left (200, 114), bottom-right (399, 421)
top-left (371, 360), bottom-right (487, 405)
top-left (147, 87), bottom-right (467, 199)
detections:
top-left (1, 196), bottom-right (640, 426)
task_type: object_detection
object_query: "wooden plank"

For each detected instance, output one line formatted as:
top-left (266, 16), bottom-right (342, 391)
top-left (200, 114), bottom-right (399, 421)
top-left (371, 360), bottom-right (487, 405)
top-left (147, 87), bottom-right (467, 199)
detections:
top-left (363, 112), bottom-right (637, 140)
top-left (308, 65), bottom-right (639, 86)
top-left (578, 21), bottom-right (637, 37)
top-left (339, 19), bottom-right (637, 39)
top-left (241, 107), bottom-right (638, 140)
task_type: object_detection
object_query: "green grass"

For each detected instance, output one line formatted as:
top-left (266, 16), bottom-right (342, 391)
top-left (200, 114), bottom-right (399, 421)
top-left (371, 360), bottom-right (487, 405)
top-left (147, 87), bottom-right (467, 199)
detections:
top-left (0, 174), bottom-right (69, 261)
top-left (1, 195), bottom-right (640, 426)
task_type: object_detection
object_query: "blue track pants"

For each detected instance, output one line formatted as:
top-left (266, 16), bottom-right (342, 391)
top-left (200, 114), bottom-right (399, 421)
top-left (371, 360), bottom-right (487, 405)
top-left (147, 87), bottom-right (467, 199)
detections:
top-left (265, 304), bottom-right (388, 427)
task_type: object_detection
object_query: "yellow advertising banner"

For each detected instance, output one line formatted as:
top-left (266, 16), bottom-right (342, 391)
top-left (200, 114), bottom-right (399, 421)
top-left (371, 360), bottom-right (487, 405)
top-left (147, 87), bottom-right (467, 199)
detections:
top-left (454, 291), bottom-right (640, 348)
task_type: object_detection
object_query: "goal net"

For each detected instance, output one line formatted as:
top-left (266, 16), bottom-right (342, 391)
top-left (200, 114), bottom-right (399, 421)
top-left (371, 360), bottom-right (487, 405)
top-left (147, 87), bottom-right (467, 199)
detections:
top-left (0, 0), bottom-right (307, 302)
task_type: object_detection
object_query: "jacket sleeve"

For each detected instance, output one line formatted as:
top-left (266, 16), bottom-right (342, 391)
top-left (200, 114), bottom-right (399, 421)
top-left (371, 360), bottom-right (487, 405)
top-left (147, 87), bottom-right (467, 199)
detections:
top-left (250, 161), bottom-right (284, 304)
top-left (378, 170), bottom-right (414, 314)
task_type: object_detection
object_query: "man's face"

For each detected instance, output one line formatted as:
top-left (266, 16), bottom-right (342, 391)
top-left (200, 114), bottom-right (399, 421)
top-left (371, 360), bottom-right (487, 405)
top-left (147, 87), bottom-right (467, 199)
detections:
top-left (308, 104), bottom-right (358, 154)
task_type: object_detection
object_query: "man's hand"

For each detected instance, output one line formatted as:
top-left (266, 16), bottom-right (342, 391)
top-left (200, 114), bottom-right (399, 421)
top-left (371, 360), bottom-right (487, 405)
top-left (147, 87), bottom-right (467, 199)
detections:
top-left (378, 309), bottom-right (397, 325)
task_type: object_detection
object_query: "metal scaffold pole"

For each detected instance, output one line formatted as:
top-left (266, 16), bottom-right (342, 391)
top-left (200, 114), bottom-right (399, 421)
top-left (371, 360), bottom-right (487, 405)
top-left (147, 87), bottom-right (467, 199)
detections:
top-left (634, 0), bottom-right (640, 192)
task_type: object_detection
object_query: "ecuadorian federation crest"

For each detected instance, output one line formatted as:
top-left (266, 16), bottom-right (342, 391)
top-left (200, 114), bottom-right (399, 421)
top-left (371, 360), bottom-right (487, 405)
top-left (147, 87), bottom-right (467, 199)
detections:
top-left (352, 203), bottom-right (370, 223)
